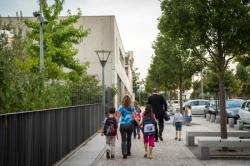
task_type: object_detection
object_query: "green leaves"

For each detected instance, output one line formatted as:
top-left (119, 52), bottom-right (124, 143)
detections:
top-left (132, 67), bottom-right (142, 98)
top-left (146, 33), bottom-right (202, 93)
top-left (22, 0), bottom-right (89, 81)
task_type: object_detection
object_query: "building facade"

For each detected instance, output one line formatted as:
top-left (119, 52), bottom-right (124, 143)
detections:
top-left (74, 16), bottom-right (134, 107)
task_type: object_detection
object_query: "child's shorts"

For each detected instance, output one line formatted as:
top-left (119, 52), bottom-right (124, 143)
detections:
top-left (175, 122), bottom-right (182, 131)
top-left (185, 115), bottom-right (192, 122)
top-left (143, 135), bottom-right (155, 147)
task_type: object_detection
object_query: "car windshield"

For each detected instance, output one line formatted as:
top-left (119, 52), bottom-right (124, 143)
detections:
top-left (226, 100), bottom-right (243, 108)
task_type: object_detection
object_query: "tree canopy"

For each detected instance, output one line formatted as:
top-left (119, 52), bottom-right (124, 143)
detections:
top-left (159, 0), bottom-right (250, 139)
top-left (191, 68), bottom-right (242, 99)
top-left (21, 0), bottom-right (89, 81)
top-left (147, 34), bottom-right (202, 108)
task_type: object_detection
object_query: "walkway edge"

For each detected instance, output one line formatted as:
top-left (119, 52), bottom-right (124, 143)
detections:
top-left (54, 131), bottom-right (101, 166)
top-left (91, 145), bottom-right (106, 166)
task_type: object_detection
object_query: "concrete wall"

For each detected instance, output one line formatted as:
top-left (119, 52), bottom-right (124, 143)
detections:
top-left (75, 16), bottom-right (133, 106)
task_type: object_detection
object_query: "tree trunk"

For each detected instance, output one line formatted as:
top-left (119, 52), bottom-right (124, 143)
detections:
top-left (219, 61), bottom-right (228, 139)
top-left (179, 77), bottom-right (183, 114)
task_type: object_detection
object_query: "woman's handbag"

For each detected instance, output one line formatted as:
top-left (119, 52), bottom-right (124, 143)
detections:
top-left (164, 111), bottom-right (170, 121)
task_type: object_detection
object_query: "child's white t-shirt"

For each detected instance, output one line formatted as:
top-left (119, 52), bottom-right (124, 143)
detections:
top-left (187, 109), bottom-right (192, 116)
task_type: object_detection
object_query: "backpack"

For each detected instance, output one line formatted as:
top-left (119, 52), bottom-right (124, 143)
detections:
top-left (104, 117), bottom-right (118, 136)
top-left (142, 116), bottom-right (156, 136)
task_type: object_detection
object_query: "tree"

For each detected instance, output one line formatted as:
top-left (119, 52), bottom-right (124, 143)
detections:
top-left (160, 0), bottom-right (250, 139)
top-left (236, 63), bottom-right (250, 98)
top-left (21, 0), bottom-right (89, 81)
top-left (0, 8), bottom-right (101, 114)
top-left (132, 67), bottom-right (142, 100)
top-left (150, 34), bottom-right (202, 110)
top-left (199, 68), bottom-right (242, 98)
top-left (0, 18), bottom-right (28, 113)
top-left (145, 54), bottom-right (175, 93)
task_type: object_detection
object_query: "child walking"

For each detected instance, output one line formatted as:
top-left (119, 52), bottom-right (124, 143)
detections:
top-left (141, 104), bottom-right (156, 159)
top-left (185, 105), bottom-right (192, 126)
top-left (173, 108), bottom-right (184, 141)
top-left (101, 107), bottom-right (118, 159)
top-left (133, 100), bottom-right (142, 139)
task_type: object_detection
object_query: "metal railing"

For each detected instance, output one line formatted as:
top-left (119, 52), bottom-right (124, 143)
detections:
top-left (0, 103), bottom-right (103, 166)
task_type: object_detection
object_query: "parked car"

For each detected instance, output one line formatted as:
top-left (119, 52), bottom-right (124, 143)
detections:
top-left (171, 100), bottom-right (181, 114)
top-left (238, 100), bottom-right (250, 124)
top-left (204, 100), bottom-right (218, 118)
top-left (183, 99), bottom-right (209, 115)
top-left (216, 99), bottom-right (244, 122)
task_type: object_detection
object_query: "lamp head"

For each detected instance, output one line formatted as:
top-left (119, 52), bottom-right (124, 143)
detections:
top-left (33, 11), bottom-right (41, 17)
top-left (95, 50), bottom-right (111, 66)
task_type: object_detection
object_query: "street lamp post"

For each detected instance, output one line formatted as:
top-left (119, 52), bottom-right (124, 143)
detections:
top-left (33, 0), bottom-right (48, 80)
top-left (95, 50), bottom-right (111, 117)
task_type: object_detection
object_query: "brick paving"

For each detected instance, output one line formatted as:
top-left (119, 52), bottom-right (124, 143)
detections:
top-left (97, 116), bottom-right (250, 166)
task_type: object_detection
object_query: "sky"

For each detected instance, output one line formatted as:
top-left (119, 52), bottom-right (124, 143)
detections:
top-left (0, 0), bottom-right (162, 80)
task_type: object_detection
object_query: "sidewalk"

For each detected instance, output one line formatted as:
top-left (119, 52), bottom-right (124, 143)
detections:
top-left (97, 118), bottom-right (202, 166)
top-left (97, 116), bottom-right (250, 166)
top-left (60, 116), bottom-right (250, 166)
top-left (60, 134), bottom-right (105, 166)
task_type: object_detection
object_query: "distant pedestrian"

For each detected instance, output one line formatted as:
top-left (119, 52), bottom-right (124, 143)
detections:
top-left (173, 108), bottom-right (184, 141)
top-left (101, 107), bottom-right (118, 159)
top-left (141, 104), bottom-right (157, 159)
top-left (133, 100), bottom-right (142, 139)
top-left (185, 105), bottom-right (192, 126)
top-left (147, 88), bottom-right (168, 141)
top-left (116, 95), bottom-right (140, 159)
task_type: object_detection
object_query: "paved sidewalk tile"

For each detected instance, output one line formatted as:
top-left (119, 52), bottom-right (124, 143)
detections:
top-left (60, 134), bottom-right (105, 166)
top-left (97, 120), bottom-right (203, 166)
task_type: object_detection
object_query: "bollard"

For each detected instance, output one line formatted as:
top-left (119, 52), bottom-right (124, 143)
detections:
top-left (236, 119), bottom-right (244, 130)
top-left (215, 115), bottom-right (220, 123)
top-left (210, 114), bottom-right (216, 123)
top-left (228, 118), bottom-right (234, 128)
top-left (206, 114), bottom-right (211, 121)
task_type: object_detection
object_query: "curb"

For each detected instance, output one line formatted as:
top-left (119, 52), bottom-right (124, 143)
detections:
top-left (91, 146), bottom-right (106, 166)
top-left (54, 132), bottom-right (101, 166)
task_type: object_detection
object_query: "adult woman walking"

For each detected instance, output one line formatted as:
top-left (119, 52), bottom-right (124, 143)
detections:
top-left (116, 95), bottom-right (140, 159)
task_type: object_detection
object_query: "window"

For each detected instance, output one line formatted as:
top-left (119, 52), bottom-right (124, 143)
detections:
top-left (119, 48), bottom-right (124, 67)
top-left (199, 101), bottom-right (208, 106)
top-left (192, 101), bottom-right (199, 106)
top-left (241, 102), bottom-right (247, 109)
top-left (246, 102), bottom-right (250, 109)
top-left (226, 100), bottom-right (244, 108)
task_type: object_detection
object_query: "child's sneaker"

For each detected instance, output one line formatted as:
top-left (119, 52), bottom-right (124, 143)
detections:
top-left (106, 151), bottom-right (110, 159)
top-left (175, 137), bottom-right (178, 141)
top-left (148, 155), bottom-right (153, 159)
top-left (111, 154), bottom-right (115, 159)
top-left (178, 138), bottom-right (181, 141)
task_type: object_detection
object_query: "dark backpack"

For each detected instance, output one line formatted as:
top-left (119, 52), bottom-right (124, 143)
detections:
top-left (142, 116), bottom-right (156, 136)
top-left (104, 117), bottom-right (118, 136)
